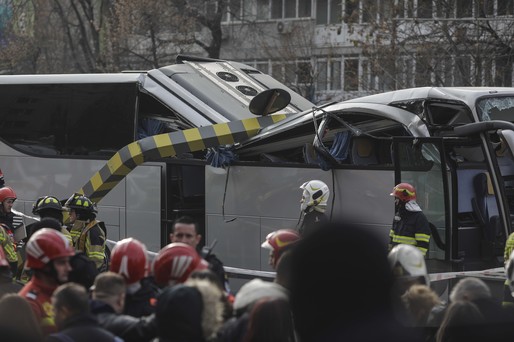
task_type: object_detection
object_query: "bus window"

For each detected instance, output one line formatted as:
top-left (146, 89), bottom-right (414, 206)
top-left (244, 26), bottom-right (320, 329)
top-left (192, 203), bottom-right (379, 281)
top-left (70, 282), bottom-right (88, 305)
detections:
top-left (0, 83), bottom-right (136, 157)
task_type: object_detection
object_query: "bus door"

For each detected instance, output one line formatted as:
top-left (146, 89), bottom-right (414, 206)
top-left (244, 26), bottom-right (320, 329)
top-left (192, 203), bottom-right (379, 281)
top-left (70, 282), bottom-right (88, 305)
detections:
top-left (392, 137), bottom-right (449, 270)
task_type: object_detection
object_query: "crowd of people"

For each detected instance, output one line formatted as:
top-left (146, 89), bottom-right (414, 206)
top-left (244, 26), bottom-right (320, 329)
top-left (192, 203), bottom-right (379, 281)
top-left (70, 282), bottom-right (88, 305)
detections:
top-left (1, 177), bottom-right (514, 341)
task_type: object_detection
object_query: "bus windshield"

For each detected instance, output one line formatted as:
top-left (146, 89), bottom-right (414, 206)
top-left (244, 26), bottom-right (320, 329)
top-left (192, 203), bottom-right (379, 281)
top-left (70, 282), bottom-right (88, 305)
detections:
top-left (477, 96), bottom-right (514, 122)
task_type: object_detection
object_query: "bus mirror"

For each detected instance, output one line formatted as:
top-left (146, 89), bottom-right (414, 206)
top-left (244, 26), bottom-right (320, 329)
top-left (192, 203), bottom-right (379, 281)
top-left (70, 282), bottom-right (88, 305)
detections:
top-left (249, 88), bottom-right (291, 116)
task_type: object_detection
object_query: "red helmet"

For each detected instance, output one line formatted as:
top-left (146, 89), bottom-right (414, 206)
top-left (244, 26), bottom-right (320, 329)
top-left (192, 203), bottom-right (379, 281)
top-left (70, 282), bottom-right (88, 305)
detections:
top-left (110, 238), bottom-right (148, 285)
top-left (0, 187), bottom-right (16, 203)
top-left (0, 245), bottom-right (8, 268)
top-left (152, 242), bottom-right (208, 286)
top-left (26, 228), bottom-right (75, 269)
top-left (390, 183), bottom-right (416, 202)
top-left (261, 229), bottom-right (300, 267)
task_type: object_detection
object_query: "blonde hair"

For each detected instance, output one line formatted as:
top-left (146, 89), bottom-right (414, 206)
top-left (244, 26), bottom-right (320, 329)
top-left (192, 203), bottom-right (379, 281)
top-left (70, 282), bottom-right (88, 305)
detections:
top-left (401, 284), bottom-right (441, 325)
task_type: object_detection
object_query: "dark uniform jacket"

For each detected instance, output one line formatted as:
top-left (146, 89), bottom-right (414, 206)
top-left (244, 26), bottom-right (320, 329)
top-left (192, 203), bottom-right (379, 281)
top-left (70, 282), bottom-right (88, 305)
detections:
top-left (299, 210), bottom-right (328, 237)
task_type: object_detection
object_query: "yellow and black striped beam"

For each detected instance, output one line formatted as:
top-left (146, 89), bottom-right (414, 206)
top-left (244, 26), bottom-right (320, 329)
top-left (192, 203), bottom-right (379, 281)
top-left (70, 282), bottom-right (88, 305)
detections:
top-left (78, 114), bottom-right (288, 203)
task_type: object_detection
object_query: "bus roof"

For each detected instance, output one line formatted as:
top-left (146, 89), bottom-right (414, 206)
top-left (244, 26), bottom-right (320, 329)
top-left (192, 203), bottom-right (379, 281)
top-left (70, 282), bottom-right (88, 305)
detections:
top-left (0, 73), bottom-right (145, 84)
top-left (344, 87), bottom-right (514, 108)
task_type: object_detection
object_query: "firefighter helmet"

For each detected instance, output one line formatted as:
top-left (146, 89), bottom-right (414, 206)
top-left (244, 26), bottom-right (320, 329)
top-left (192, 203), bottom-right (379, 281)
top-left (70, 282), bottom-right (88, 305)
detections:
top-left (32, 195), bottom-right (63, 215)
top-left (506, 250), bottom-right (514, 297)
top-left (152, 242), bottom-right (208, 287)
top-left (26, 228), bottom-right (75, 270)
top-left (390, 183), bottom-right (417, 202)
top-left (0, 187), bottom-right (16, 203)
top-left (300, 180), bottom-right (330, 212)
top-left (0, 245), bottom-right (8, 268)
top-left (110, 238), bottom-right (148, 285)
top-left (261, 229), bottom-right (300, 268)
top-left (64, 193), bottom-right (97, 214)
top-left (388, 244), bottom-right (429, 286)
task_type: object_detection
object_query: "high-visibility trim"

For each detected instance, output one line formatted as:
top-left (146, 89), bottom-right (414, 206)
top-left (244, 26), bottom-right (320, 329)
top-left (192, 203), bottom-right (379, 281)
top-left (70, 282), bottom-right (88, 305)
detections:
top-left (415, 233), bottom-right (431, 243)
top-left (391, 235), bottom-right (416, 245)
top-left (78, 114), bottom-right (288, 203)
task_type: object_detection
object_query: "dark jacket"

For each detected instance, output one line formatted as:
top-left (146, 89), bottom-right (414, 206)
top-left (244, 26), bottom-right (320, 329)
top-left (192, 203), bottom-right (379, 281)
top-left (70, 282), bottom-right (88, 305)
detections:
top-left (299, 210), bottom-right (328, 237)
top-left (124, 277), bottom-right (159, 317)
top-left (45, 313), bottom-right (122, 342)
top-left (90, 300), bottom-right (157, 342)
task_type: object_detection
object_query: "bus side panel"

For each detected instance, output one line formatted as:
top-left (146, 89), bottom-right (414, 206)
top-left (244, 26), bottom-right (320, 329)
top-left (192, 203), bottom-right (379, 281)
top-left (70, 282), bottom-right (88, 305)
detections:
top-left (125, 164), bottom-right (162, 253)
top-left (205, 166), bottom-right (395, 272)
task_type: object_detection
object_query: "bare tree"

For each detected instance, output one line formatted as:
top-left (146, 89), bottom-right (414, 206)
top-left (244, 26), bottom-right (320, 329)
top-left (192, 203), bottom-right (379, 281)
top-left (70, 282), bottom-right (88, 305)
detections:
top-left (346, 0), bottom-right (514, 90)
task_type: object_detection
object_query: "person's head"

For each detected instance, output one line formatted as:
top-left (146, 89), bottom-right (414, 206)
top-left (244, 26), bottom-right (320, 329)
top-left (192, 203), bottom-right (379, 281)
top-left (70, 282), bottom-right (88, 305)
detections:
top-left (0, 186), bottom-right (16, 214)
top-left (52, 283), bottom-right (90, 330)
top-left (436, 300), bottom-right (484, 342)
top-left (0, 294), bottom-right (43, 341)
top-left (32, 195), bottom-right (64, 223)
top-left (109, 237), bottom-right (148, 287)
top-left (64, 193), bottom-right (97, 222)
top-left (243, 298), bottom-right (295, 342)
top-left (92, 272), bottom-right (127, 314)
top-left (189, 268), bottom-right (224, 292)
top-left (170, 216), bottom-right (201, 248)
top-left (299, 180), bottom-right (329, 213)
top-left (233, 278), bottom-right (289, 317)
top-left (390, 182), bottom-right (417, 206)
top-left (261, 229), bottom-right (300, 269)
top-left (449, 277), bottom-right (491, 303)
top-left (25, 228), bottom-right (74, 285)
top-left (156, 279), bottom-right (224, 341)
top-left (388, 244), bottom-right (429, 295)
top-left (288, 220), bottom-right (394, 341)
top-left (27, 217), bottom-right (63, 241)
top-left (152, 242), bottom-right (209, 287)
top-left (401, 284), bottom-right (441, 326)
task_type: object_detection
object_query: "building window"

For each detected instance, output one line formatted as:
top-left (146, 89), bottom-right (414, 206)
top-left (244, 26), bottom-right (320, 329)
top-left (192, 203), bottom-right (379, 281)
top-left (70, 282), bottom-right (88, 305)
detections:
top-left (317, 61), bottom-right (328, 91)
top-left (272, 0), bottom-right (312, 19)
top-left (456, 0), bottom-right (472, 17)
top-left (330, 60), bottom-right (342, 90)
top-left (498, 0), bottom-right (514, 15)
top-left (344, 56), bottom-right (359, 91)
top-left (317, 0), bottom-right (341, 25)
top-left (417, 0), bottom-right (433, 18)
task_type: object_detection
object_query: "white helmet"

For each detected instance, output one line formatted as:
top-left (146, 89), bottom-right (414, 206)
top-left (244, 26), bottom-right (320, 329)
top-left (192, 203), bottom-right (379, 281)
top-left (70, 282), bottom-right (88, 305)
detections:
top-left (300, 180), bottom-right (329, 212)
top-left (388, 244), bottom-right (429, 286)
top-left (506, 250), bottom-right (514, 297)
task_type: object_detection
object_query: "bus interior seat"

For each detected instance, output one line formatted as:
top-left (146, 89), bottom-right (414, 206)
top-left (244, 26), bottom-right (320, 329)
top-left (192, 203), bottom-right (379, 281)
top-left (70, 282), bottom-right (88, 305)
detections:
top-left (351, 137), bottom-right (377, 165)
top-left (471, 172), bottom-right (503, 247)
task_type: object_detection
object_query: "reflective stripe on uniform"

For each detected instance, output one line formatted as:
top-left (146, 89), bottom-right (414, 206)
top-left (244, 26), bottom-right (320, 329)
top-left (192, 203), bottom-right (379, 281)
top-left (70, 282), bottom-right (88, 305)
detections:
top-left (77, 114), bottom-right (288, 203)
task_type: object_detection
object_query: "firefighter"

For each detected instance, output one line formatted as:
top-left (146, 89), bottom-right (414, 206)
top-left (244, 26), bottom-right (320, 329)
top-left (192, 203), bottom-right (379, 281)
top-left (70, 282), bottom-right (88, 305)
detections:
top-left (0, 187), bottom-right (18, 273)
top-left (389, 183), bottom-right (431, 256)
top-left (170, 215), bottom-right (230, 293)
top-left (65, 193), bottom-right (108, 272)
top-left (298, 180), bottom-right (330, 237)
top-left (30, 195), bottom-right (72, 242)
top-left (388, 244), bottom-right (430, 295)
top-left (152, 242), bottom-right (208, 288)
top-left (19, 228), bottom-right (74, 335)
top-left (261, 229), bottom-right (300, 270)
top-left (109, 237), bottom-right (159, 317)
